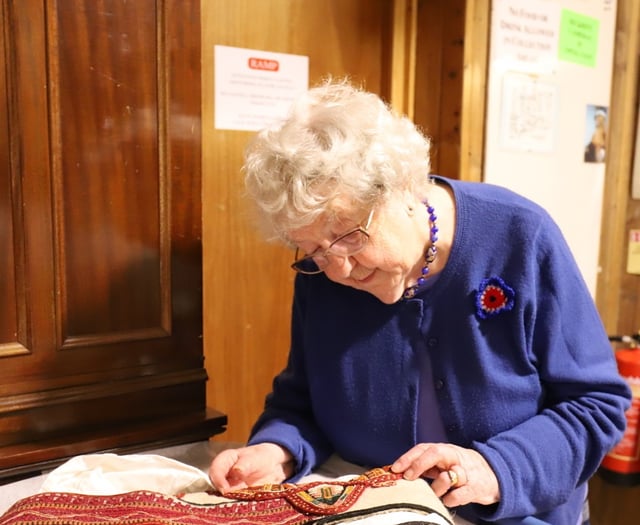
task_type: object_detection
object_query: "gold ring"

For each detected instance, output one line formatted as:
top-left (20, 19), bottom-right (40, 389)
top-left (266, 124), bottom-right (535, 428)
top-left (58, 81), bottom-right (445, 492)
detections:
top-left (447, 469), bottom-right (459, 487)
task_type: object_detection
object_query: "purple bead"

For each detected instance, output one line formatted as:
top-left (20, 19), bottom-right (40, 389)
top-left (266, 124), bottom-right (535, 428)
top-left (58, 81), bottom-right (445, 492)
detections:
top-left (403, 201), bottom-right (439, 300)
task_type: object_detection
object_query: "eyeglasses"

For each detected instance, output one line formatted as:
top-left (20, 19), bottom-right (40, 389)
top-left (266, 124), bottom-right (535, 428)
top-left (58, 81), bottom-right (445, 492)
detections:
top-left (291, 209), bottom-right (375, 274)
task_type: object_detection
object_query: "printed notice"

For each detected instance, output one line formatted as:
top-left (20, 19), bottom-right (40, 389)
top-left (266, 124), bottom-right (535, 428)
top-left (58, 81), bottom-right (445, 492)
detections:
top-left (491, 0), bottom-right (560, 73)
top-left (215, 45), bottom-right (309, 131)
top-left (558, 10), bottom-right (600, 67)
top-left (499, 73), bottom-right (558, 153)
top-left (627, 230), bottom-right (640, 275)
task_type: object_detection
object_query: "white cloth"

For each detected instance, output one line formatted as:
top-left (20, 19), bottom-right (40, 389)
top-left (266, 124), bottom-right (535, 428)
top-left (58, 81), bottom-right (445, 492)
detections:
top-left (39, 453), bottom-right (213, 495)
top-left (38, 451), bottom-right (365, 496)
top-left (37, 451), bottom-right (462, 524)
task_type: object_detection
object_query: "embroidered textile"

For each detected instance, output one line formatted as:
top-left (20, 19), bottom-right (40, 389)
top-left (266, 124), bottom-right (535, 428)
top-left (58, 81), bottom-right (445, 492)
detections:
top-left (208, 466), bottom-right (399, 514)
top-left (0, 466), bottom-right (453, 525)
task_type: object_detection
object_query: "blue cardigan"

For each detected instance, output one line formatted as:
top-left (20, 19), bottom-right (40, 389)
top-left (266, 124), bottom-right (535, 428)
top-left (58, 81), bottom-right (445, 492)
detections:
top-left (248, 177), bottom-right (631, 524)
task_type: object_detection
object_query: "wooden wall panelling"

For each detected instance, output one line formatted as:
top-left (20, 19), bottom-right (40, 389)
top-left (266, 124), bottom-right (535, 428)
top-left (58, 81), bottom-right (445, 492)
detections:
top-left (0, 0), bottom-right (47, 362)
top-left (0, 0), bottom-right (13, 348)
top-left (596, 0), bottom-right (640, 333)
top-left (389, 0), bottom-right (417, 118)
top-left (414, 0), bottom-right (466, 180)
top-left (52, 0), bottom-right (168, 348)
top-left (1, 0), bottom-right (54, 368)
top-left (459, 0), bottom-right (489, 183)
top-left (414, 0), bottom-right (444, 176)
top-left (591, 0), bottom-right (640, 523)
top-left (202, 0), bottom-right (395, 443)
top-left (0, 0), bottom-right (225, 479)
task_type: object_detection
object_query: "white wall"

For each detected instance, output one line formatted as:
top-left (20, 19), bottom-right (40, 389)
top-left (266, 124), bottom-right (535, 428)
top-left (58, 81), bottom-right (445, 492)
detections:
top-left (483, 0), bottom-right (617, 296)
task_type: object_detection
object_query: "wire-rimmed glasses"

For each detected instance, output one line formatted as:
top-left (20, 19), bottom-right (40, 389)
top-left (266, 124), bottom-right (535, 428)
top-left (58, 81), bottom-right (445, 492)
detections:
top-left (291, 209), bottom-right (375, 274)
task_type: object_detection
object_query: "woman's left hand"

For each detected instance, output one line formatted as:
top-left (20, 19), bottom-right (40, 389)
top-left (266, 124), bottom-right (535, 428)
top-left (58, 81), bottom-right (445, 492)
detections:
top-left (391, 443), bottom-right (500, 508)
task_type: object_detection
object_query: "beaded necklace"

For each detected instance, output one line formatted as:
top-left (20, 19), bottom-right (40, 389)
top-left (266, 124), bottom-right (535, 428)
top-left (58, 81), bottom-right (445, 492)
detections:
top-left (402, 202), bottom-right (438, 299)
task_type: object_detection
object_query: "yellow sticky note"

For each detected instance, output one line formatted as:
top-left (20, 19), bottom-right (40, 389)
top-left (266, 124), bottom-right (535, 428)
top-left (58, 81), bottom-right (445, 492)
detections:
top-left (626, 230), bottom-right (640, 274)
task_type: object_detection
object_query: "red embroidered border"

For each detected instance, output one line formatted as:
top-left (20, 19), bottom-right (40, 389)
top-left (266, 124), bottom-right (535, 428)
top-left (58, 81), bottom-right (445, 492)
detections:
top-left (223, 466), bottom-right (401, 515)
top-left (0, 466), bottom-right (404, 525)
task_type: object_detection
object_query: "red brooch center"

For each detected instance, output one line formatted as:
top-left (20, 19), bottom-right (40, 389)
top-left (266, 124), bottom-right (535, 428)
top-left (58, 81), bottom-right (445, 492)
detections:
top-left (475, 277), bottom-right (515, 319)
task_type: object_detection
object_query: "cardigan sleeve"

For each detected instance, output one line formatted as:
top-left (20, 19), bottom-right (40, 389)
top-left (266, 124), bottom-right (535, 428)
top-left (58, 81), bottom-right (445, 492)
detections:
top-left (470, 214), bottom-right (631, 520)
top-left (248, 274), bottom-right (334, 481)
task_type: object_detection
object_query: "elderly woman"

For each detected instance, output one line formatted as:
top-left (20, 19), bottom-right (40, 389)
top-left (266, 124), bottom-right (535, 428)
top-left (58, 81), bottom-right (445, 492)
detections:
top-left (209, 80), bottom-right (631, 524)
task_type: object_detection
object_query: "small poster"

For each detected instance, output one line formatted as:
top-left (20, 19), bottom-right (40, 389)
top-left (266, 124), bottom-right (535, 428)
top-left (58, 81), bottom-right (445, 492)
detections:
top-left (631, 94), bottom-right (640, 199)
top-left (499, 73), bottom-right (558, 153)
top-left (214, 45), bottom-right (309, 131)
top-left (627, 230), bottom-right (640, 275)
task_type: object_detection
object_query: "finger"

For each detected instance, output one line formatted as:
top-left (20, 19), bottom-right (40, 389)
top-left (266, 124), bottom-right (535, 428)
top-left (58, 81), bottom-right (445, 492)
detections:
top-left (209, 450), bottom-right (243, 492)
top-left (210, 470), bottom-right (233, 493)
top-left (446, 468), bottom-right (459, 488)
top-left (228, 465), bottom-right (247, 484)
top-left (216, 465), bottom-right (253, 494)
top-left (209, 462), bottom-right (232, 492)
top-left (226, 458), bottom-right (262, 484)
top-left (439, 466), bottom-right (472, 507)
top-left (393, 444), bottom-right (451, 479)
top-left (397, 444), bottom-right (458, 480)
top-left (222, 476), bottom-right (249, 493)
top-left (226, 455), bottom-right (286, 488)
top-left (391, 444), bottom-right (430, 474)
top-left (448, 465), bottom-right (468, 488)
top-left (430, 469), bottom-right (456, 497)
top-left (442, 483), bottom-right (473, 508)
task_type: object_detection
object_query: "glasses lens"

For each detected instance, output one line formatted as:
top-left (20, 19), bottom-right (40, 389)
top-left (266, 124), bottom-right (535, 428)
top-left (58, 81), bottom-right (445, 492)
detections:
top-left (290, 215), bottom-right (372, 274)
top-left (291, 256), bottom-right (322, 274)
top-left (329, 229), bottom-right (368, 256)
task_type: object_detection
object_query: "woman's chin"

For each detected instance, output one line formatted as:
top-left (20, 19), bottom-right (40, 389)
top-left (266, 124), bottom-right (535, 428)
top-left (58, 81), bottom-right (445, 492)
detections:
top-left (363, 284), bottom-right (405, 304)
top-left (343, 272), bottom-right (405, 304)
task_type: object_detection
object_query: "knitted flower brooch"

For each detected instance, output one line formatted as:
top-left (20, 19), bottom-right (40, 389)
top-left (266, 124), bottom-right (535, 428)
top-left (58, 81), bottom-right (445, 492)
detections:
top-left (475, 277), bottom-right (515, 319)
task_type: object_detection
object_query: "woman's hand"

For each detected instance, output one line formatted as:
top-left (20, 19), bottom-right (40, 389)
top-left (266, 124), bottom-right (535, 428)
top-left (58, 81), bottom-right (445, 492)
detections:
top-left (391, 443), bottom-right (500, 508)
top-left (208, 443), bottom-right (295, 494)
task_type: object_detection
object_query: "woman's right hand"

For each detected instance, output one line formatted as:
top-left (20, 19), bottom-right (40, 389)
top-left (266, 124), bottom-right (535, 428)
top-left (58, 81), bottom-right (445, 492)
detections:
top-left (208, 443), bottom-right (295, 494)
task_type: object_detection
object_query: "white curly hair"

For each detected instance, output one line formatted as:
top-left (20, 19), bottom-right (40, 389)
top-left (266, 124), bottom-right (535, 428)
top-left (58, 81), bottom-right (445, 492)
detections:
top-left (242, 78), bottom-right (433, 243)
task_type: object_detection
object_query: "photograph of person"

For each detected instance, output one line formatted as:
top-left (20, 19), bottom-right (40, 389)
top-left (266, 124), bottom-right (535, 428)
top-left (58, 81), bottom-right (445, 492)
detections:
top-left (584, 105), bottom-right (608, 163)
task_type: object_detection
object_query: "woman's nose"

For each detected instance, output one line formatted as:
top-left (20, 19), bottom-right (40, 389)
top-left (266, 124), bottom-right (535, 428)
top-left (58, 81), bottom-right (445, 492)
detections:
top-left (324, 253), bottom-right (355, 279)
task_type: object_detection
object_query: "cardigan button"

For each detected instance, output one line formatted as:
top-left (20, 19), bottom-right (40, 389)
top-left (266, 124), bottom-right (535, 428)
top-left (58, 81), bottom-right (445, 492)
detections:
top-left (434, 379), bottom-right (444, 390)
top-left (427, 337), bottom-right (438, 348)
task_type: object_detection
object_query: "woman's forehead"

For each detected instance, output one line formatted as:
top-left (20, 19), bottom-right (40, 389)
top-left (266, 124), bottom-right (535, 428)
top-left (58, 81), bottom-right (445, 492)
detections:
top-left (286, 205), bottom-right (365, 244)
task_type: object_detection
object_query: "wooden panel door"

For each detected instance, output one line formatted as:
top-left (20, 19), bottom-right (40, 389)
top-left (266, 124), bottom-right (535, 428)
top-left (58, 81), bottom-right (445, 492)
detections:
top-left (0, 0), bottom-right (225, 479)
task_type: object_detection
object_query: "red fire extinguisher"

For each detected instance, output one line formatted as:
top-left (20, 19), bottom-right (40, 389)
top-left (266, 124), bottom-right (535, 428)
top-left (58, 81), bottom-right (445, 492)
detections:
top-left (599, 334), bottom-right (640, 486)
